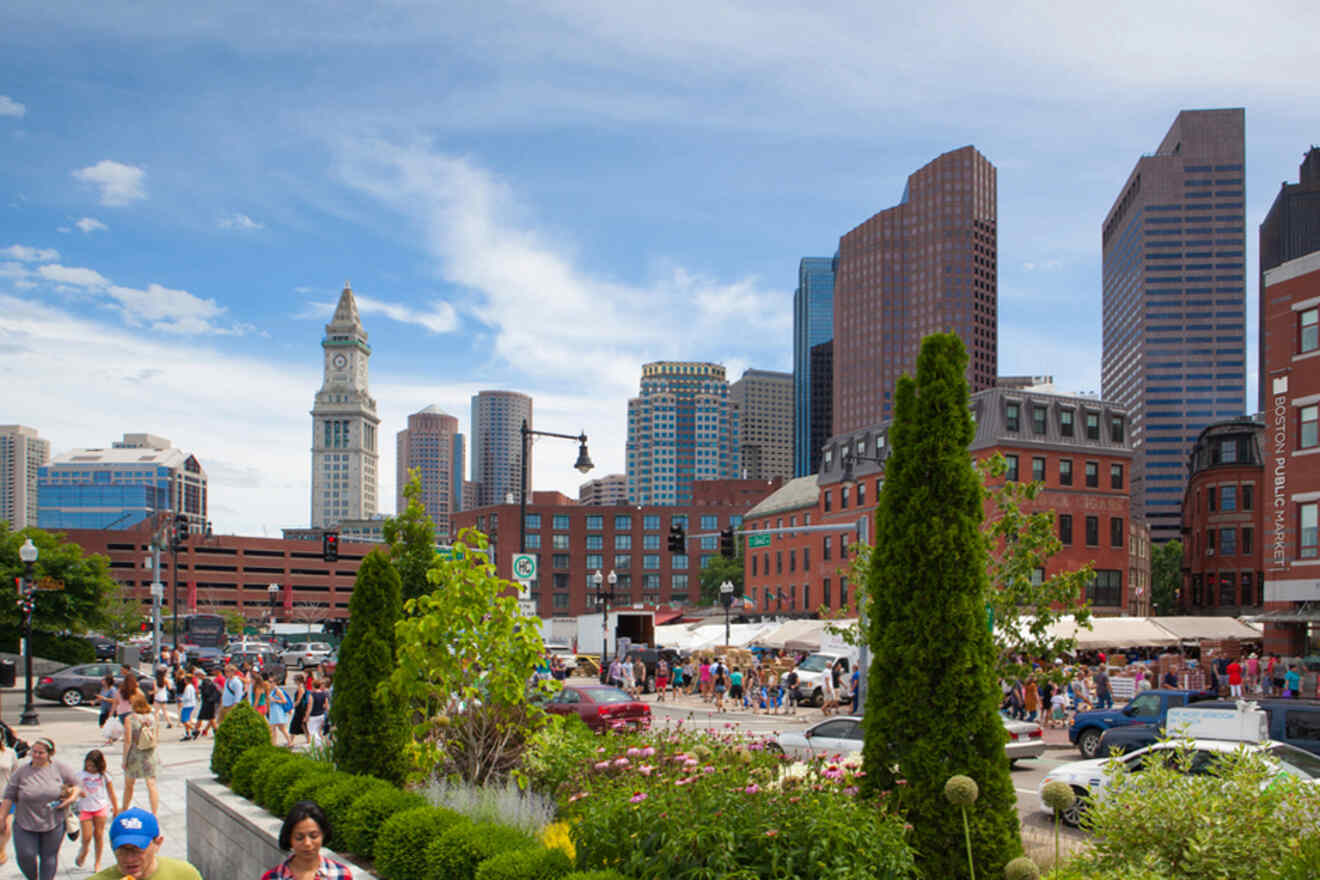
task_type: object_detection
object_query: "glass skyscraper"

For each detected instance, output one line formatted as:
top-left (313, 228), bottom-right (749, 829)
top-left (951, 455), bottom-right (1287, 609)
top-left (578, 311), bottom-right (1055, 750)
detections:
top-left (470, 390), bottom-right (532, 507)
top-left (793, 256), bottom-right (835, 476)
top-left (1101, 108), bottom-right (1247, 543)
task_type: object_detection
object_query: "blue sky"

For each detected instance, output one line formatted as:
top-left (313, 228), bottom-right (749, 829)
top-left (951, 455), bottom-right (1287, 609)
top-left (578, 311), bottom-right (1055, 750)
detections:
top-left (3, 1), bottom-right (1318, 536)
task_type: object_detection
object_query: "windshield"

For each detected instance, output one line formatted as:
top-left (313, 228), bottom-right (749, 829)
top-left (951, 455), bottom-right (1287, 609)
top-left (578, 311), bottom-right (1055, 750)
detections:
top-left (581, 687), bottom-right (634, 704)
top-left (797, 654), bottom-right (832, 673)
top-left (1267, 743), bottom-right (1320, 780)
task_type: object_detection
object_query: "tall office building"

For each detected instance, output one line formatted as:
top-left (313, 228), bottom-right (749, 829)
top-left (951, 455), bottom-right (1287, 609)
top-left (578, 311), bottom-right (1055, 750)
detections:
top-left (833, 146), bottom-right (998, 435)
top-left (793, 256), bottom-right (835, 476)
top-left (1260, 147), bottom-right (1320, 409)
top-left (1101, 109), bottom-right (1247, 543)
top-left (38, 433), bottom-right (207, 531)
top-left (730, 368), bottom-right (793, 480)
top-left (579, 473), bottom-right (628, 505)
top-left (0, 425), bottom-right (50, 530)
top-left (396, 406), bottom-right (464, 541)
top-left (470, 390), bottom-right (532, 507)
top-left (626, 361), bottom-right (739, 505)
top-left (310, 284), bottom-right (381, 528)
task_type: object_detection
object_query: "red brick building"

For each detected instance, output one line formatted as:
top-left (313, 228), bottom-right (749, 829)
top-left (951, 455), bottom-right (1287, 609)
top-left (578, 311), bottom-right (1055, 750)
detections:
top-left (1258, 250), bottom-right (1320, 654)
top-left (1179, 419), bottom-right (1265, 615)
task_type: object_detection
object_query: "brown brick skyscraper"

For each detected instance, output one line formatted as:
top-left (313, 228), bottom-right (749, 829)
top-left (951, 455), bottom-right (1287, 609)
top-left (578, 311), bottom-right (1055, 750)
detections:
top-left (832, 146), bottom-right (997, 434)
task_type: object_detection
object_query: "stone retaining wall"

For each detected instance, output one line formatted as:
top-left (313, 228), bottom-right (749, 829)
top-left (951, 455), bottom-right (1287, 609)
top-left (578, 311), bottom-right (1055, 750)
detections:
top-left (186, 777), bottom-right (377, 880)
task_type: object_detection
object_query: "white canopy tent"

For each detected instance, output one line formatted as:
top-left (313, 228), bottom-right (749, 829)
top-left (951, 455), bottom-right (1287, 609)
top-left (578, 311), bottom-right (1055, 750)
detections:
top-left (1045, 615), bottom-right (1180, 650)
top-left (1148, 616), bottom-right (1264, 643)
top-left (753, 619), bottom-right (827, 652)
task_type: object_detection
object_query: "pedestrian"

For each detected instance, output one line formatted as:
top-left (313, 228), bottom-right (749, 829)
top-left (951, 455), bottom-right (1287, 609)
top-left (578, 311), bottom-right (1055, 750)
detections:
top-left (607, 657), bottom-right (623, 690)
top-left (289, 675), bottom-right (309, 745)
top-left (96, 675), bottom-right (117, 734)
top-left (619, 658), bottom-right (635, 697)
top-left (784, 668), bottom-right (800, 715)
top-left (0, 729), bottom-right (16, 863)
top-left (74, 750), bottom-right (118, 873)
top-left (699, 659), bottom-right (712, 701)
top-left (712, 660), bottom-right (727, 711)
top-left (1245, 652), bottom-right (1260, 694)
top-left (220, 665), bottom-right (245, 721)
top-left (305, 677), bottom-right (329, 746)
top-left (0, 737), bottom-right (83, 880)
top-left (1285, 664), bottom-right (1301, 699)
top-left (1024, 678), bottom-right (1040, 723)
top-left (262, 801), bottom-right (352, 880)
top-left (742, 666), bottom-right (759, 709)
top-left (1227, 657), bottom-right (1243, 698)
top-left (252, 673), bottom-right (271, 719)
top-left (151, 670), bottom-right (173, 731)
top-left (195, 671), bottom-right (221, 739)
top-left (729, 667), bottom-right (744, 707)
top-left (90, 807), bottom-right (202, 880)
top-left (1049, 688), bottom-right (1068, 728)
top-left (669, 661), bottom-right (683, 697)
top-left (121, 693), bottom-right (160, 816)
top-left (268, 676), bottom-right (294, 747)
top-left (115, 673), bottom-right (138, 726)
top-left (1094, 665), bottom-right (1113, 710)
top-left (655, 659), bottom-right (669, 702)
top-left (820, 665), bottom-right (836, 716)
top-left (176, 670), bottom-right (198, 740)
top-left (1271, 655), bottom-right (1285, 697)
top-left (850, 666), bottom-right (860, 714)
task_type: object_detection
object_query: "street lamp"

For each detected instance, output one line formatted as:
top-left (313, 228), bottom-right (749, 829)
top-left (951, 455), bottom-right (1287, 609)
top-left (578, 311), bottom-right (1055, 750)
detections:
top-left (519, 419), bottom-right (593, 554)
top-left (720, 580), bottom-right (735, 648)
top-left (267, 583), bottom-right (280, 630)
top-left (592, 569), bottom-right (617, 682)
top-left (18, 538), bottom-right (39, 726)
top-left (169, 513), bottom-right (189, 649)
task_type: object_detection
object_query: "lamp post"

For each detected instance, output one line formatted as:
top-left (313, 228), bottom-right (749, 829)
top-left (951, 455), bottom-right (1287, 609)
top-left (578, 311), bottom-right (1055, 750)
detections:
top-left (519, 419), bottom-right (593, 554)
top-left (267, 583), bottom-right (280, 631)
top-left (720, 580), bottom-right (735, 648)
top-left (593, 569), bottom-right (617, 682)
top-left (18, 538), bottom-right (40, 726)
top-left (169, 514), bottom-right (187, 649)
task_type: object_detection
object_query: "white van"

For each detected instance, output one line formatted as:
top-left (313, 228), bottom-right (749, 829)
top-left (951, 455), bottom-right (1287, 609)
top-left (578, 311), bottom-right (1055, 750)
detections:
top-left (793, 650), bottom-right (858, 706)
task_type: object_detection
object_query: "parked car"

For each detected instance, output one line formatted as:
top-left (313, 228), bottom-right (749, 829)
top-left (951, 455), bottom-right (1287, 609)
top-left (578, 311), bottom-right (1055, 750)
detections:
top-left (771, 714), bottom-right (1045, 764)
top-left (35, 663), bottom-right (153, 707)
top-left (83, 635), bottom-right (117, 661)
top-left (623, 647), bottom-right (683, 693)
top-left (543, 642), bottom-right (577, 666)
top-left (226, 648), bottom-right (287, 685)
top-left (1099, 699), bottom-right (1320, 757)
top-left (1069, 689), bottom-right (1218, 758)
top-left (279, 641), bottom-right (334, 669)
top-left (544, 684), bottom-right (651, 732)
top-left (186, 646), bottom-right (226, 675)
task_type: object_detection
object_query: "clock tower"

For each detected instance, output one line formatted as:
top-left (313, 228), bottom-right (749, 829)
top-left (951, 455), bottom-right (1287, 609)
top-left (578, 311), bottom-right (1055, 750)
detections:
top-left (310, 283), bottom-right (381, 528)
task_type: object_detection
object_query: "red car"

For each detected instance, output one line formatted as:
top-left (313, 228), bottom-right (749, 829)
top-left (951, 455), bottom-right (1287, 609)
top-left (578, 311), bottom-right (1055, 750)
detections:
top-left (546, 685), bottom-right (651, 732)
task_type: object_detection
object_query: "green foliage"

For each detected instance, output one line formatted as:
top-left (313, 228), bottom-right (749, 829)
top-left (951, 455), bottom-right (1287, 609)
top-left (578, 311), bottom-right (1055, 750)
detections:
top-left (521, 714), bottom-right (600, 798)
top-left (257, 756), bottom-right (318, 812)
top-left (375, 806), bottom-right (469, 880)
top-left (1069, 743), bottom-right (1320, 879)
top-left (330, 548), bottom-right (408, 785)
top-left (278, 767), bottom-right (339, 817)
top-left (859, 333), bottom-right (1021, 879)
top-left (98, 581), bottom-right (147, 642)
top-left (212, 702), bottom-right (272, 782)
top-left (475, 846), bottom-right (572, 880)
top-left (560, 873), bottom-right (629, 880)
top-left (0, 628), bottom-right (97, 665)
top-left (314, 774), bottom-right (393, 842)
top-left (697, 550), bottom-right (744, 605)
top-left (229, 745), bottom-right (289, 799)
top-left (340, 787), bottom-right (426, 860)
top-left (0, 524), bottom-right (118, 636)
top-left (385, 471), bottom-right (441, 604)
top-left (387, 527), bottom-right (558, 785)
top-left (1150, 539), bottom-right (1182, 615)
top-left (424, 821), bottom-right (537, 880)
top-left (1265, 834), bottom-right (1320, 880)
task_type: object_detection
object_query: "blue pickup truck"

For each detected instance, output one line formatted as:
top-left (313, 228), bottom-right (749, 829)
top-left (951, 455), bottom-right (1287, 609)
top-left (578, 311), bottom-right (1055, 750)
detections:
top-left (1069, 688), bottom-right (1217, 757)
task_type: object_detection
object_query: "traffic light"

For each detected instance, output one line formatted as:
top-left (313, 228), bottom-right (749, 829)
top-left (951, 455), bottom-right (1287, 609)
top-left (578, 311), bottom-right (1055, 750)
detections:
top-left (719, 527), bottom-right (735, 558)
top-left (322, 531), bottom-right (339, 562)
top-left (667, 523), bottom-right (686, 553)
top-left (171, 513), bottom-right (189, 551)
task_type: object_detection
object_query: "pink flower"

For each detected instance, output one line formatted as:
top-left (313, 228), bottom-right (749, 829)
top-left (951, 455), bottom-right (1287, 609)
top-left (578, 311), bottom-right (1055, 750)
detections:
top-left (743, 784), bottom-right (760, 794)
top-left (626, 747), bottom-right (642, 757)
top-left (596, 747), bottom-right (606, 753)
top-left (842, 786), bottom-right (859, 796)
top-left (630, 792), bottom-right (648, 803)
top-left (639, 764), bottom-right (655, 776)
top-left (614, 757), bottom-right (631, 767)
top-left (594, 761), bottom-right (611, 770)
top-left (702, 766), bottom-right (715, 774)
top-left (765, 829), bottom-right (779, 838)
top-left (675, 776), bottom-right (694, 786)
top-left (641, 746), bottom-right (656, 757)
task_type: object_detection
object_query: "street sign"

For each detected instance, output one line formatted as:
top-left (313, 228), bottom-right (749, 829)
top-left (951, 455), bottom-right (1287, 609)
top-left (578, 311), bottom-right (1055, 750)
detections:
top-left (720, 581), bottom-right (735, 593)
top-left (36, 577), bottom-right (64, 591)
top-left (512, 553), bottom-right (538, 582)
top-left (517, 598), bottom-right (537, 616)
top-left (748, 534), bottom-right (771, 548)
top-left (436, 545), bottom-right (465, 560)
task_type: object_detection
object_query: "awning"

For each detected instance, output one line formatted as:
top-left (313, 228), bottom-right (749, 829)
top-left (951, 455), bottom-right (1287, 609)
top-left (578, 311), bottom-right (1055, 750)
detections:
top-left (1047, 616), bottom-right (1179, 650)
top-left (752, 619), bottom-right (825, 651)
top-left (1246, 603), bottom-right (1320, 624)
top-left (1149, 616), bottom-right (1264, 642)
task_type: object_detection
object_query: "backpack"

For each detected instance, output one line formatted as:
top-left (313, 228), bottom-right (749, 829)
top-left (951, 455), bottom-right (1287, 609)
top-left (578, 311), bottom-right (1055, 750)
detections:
top-left (200, 678), bottom-right (220, 704)
top-left (135, 716), bottom-right (158, 751)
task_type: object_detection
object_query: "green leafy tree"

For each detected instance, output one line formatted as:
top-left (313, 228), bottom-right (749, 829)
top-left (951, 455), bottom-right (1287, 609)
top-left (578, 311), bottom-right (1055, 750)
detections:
top-left (0, 524), bottom-right (116, 635)
top-left (698, 551), bottom-right (744, 605)
top-left (330, 549), bottom-right (408, 784)
top-left (859, 333), bottom-right (1021, 879)
top-left (1151, 539), bottom-right (1182, 615)
top-left (100, 582), bottom-right (147, 642)
top-left (385, 470), bottom-right (440, 603)
top-left (386, 527), bottom-right (557, 785)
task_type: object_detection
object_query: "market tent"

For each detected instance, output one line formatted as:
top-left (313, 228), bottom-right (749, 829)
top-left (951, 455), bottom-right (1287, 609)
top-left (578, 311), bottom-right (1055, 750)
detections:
top-left (654, 623), bottom-right (709, 652)
top-left (753, 619), bottom-right (825, 651)
top-left (1047, 615), bottom-right (1179, 650)
top-left (1149, 616), bottom-right (1264, 643)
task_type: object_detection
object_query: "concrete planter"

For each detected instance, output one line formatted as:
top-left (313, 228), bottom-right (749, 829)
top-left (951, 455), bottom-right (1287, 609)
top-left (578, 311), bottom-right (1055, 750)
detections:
top-left (186, 777), bottom-right (377, 880)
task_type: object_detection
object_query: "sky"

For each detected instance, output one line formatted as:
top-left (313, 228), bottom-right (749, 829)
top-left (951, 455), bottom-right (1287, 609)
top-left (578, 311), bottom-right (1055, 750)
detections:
top-left (3, 1), bottom-right (1318, 537)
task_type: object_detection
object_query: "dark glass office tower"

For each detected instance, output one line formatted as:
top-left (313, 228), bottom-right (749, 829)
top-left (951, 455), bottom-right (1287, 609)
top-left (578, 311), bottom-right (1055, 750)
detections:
top-left (1259, 147), bottom-right (1320, 408)
top-left (1101, 109), bottom-right (1247, 543)
top-left (793, 256), bottom-right (835, 476)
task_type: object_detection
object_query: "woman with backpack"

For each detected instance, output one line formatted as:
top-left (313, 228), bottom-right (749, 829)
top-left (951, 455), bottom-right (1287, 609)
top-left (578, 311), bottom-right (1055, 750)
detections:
top-left (120, 693), bottom-right (159, 815)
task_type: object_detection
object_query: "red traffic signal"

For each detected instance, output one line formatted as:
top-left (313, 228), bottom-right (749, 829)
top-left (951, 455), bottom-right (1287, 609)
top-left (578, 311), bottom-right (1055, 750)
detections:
top-left (322, 532), bottom-right (340, 562)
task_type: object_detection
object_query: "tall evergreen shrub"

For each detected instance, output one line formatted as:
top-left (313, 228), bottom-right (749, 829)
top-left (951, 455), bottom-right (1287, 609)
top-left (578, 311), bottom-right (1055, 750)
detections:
top-left (859, 332), bottom-right (1021, 878)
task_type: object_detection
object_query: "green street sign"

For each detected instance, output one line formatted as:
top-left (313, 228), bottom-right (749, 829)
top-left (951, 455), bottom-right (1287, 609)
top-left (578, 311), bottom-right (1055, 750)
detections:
top-left (748, 534), bottom-right (771, 548)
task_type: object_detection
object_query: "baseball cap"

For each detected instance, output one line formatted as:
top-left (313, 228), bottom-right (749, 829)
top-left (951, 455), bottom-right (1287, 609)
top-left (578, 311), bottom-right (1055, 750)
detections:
top-left (110, 808), bottom-right (160, 850)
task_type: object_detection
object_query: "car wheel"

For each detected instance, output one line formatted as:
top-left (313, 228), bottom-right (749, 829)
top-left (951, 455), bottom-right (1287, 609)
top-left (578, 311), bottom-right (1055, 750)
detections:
top-left (1059, 786), bottom-right (1088, 827)
top-left (1077, 728), bottom-right (1102, 759)
top-left (61, 688), bottom-right (84, 707)
top-left (764, 741), bottom-right (784, 755)
top-left (811, 687), bottom-right (824, 708)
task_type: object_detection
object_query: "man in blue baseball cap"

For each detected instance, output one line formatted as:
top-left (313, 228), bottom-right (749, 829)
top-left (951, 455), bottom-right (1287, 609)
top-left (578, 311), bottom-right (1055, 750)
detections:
top-left (89, 807), bottom-right (202, 880)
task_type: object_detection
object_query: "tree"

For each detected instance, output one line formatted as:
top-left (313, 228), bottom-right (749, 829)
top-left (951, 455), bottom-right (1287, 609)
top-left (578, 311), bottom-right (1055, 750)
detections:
top-left (859, 333), bottom-right (1021, 878)
top-left (0, 524), bottom-right (117, 635)
top-left (386, 527), bottom-right (556, 785)
top-left (331, 549), bottom-right (409, 784)
top-left (385, 470), bottom-right (440, 604)
top-left (1151, 539), bottom-right (1182, 615)
top-left (100, 582), bottom-right (147, 642)
top-left (698, 551), bottom-right (744, 605)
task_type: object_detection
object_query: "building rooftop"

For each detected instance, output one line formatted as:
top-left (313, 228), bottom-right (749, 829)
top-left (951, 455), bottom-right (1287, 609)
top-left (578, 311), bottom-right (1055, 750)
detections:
top-left (744, 475), bottom-right (820, 518)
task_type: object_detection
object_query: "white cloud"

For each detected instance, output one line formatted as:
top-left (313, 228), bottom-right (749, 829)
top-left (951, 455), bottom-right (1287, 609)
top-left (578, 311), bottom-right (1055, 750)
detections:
top-left (38, 264), bottom-right (110, 288)
top-left (218, 212), bottom-right (264, 231)
top-left (105, 283), bottom-right (231, 334)
top-left (0, 95), bottom-right (24, 118)
top-left (75, 217), bottom-right (108, 233)
top-left (355, 294), bottom-right (458, 334)
top-left (2, 244), bottom-right (59, 262)
top-left (72, 160), bottom-right (147, 206)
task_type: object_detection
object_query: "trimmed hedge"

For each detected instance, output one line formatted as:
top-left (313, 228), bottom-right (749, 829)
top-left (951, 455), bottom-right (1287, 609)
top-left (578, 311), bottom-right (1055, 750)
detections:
top-left (256, 756), bottom-right (319, 812)
top-left (341, 787), bottom-right (427, 860)
top-left (375, 806), bottom-right (469, 880)
top-left (229, 746), bottom-right (289, 799)
top-left (424, 821), bottom-right (537, 880)
top-left (475, 846), bottom-right (573, 880)
top-left (561, 873), bottom-right (630, 880)
top-left (212, 703), bottom-right (270, 782)
top-left (278, 768), bottom-right (341, 818)
top-left (316, 775), bottom-right (394, 842)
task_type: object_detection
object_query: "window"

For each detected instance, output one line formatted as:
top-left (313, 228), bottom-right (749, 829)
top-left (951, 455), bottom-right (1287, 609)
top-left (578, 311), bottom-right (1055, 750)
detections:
top-left (671, 573), bottom-right (688, 591)
top-left (643, 515), bottom-right (660, 531)
top-left (670, 515), bottom-right (687, 531)
top-left (1059, 514), bottom-right (1073, 545)
top-left (1242, 527), bottom-right (1253, 555)
top-left (1110, 517), bottom-right (1124, 548)
top-left (1032, 456), bottom-right (1045, 482)
top-left (1208, 486), bottom-right (1217, 511)
top-left (1241, 572), bottom-right (1254, 605)
top-left (840, 576), bottom-right (848, 607)
top-left (586, 515), bottom-right (603, 531)
top-left (1032, 405), bottom-right (1047, 434)
top-left (552, 573), bottom-right (569, 590)
top-left (1005, 402), bottom-right (1020, 431)
top-left (1302, 406), bottom-right (1318, 449)
top-left (614, 534), bottom-right (632, 550)
top-left (776, 552), bottom-right (783, 574)
top-left (614, 554), bottom-right (631, 570)
top-left (802, 547), bottom-right (811, 570)
top-left (673, 554), bottom-right (689, 569)
top-left (552, 534), bottom-right (570, 549)
top-left (1088, 570), bottom-right (1122, 606)
top-left (1207, 529), bottom-right (1217, 554)
top-left (1302, 307), bottom-right (1318, 353)
top-left (700, 515), bottom-right (718, 530)
top-left (1221, 485), bottom-right (1237, 511)
top-left (615, 515), bottom-right (632, 531)
top-left (1111, 464), bottom-right (1124, 489)
top-left (1005, 454), bottom-right (1019, 481)
top-left (1060, 409), bottom-right (1075, 437)
top-left (751, 555), bottom-right (758, 576)
top-left (823, 577), bottom-right (832, 608)
top-left (552, 593), bottom-right (570, 610)
top-left (823, 490), bottom-right (832, 512)
top-left (1110, 415), bottom-right (1124, 443)
top-left (1219, 572), bottom-right (1236, 605)
top-left (643, 554), bottom-right (660, 569)
top-left (823, 536), bottom-right (832, 561)
top-left (552, 514), bottom-right (570, 530)
top-left (1085, 516), bottom-right (1099, 546)
top-left (1085, 461), bottom-right (1098, 487)
top-left (586, 553), bottom-right (603, 569)
top-left (1220, 439), bottom-right (1237, 463)
top-left (553, 553), bottom-right (570, 569)
top-left (524, 513), bottom-right (541, 531)
top-left (1059, 459), bottom-right (1073, 486)
top-left (643, 534), bottom-right (660, 550)
top-left (1243, 485), bottom-right (1254, 510)
top-left (789, 549), bottom-right (797, 572)
top-left (1220, 528), bottom-right (1236, 556)
top-left (1086, 412), bottom-right (1100, 440)
top-left (586, 534), bottom-right (603, 550)
top-left (1301, 503), bottom-right (1318, 559)
top-left (525, 534), bottom-right (541, 549)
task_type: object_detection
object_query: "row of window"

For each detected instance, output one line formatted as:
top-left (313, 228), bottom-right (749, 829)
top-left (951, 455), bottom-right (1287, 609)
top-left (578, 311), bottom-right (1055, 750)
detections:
top-left (1004, 402), bottom-right (1123, 442)
top-left (1058, 515), bottom-right (1125, 549)
top-left (521, 513), bottom-right (735, 532)
top-left (1005, 455), bottom-right (1123, 489)
top-left (1187, 571), bottom-right (1262, 607)
top-left (1197, 526), bottom-right (1255, 557)
top-left (1201, 483), bottom-right (1255, 512)
top-left (749, 545), bottom-right (816, 577)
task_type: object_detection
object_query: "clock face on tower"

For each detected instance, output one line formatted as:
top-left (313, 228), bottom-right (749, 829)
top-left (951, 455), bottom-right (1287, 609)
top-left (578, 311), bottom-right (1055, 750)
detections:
top-left (332, 353), bottom-right (348, 369)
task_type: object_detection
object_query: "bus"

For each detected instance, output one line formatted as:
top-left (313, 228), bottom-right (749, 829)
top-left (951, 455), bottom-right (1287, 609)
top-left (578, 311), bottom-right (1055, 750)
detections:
top-left (162, 613), bottom-right (229, 649)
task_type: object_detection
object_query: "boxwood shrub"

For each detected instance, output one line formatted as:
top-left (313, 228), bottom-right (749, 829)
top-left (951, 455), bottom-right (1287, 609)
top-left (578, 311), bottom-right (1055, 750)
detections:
top-left (256, 756), bottom-right (319, 813)
top-left (340, 787), bottom-right (427, 861)
top-left (474, 846), bottom-right (573, 880)
top-left (316, 775), bottom-right (394, 843)
top-left (278, 767), bottom-right (342, 818)
top-left (212, 703), bottom-right (271, 782)
top-left (229, 746), bottom-right (288, 799)
top-left (424, 821), bottom-right (537, 880)
top-left (374, 806), bottom-right (469, 880)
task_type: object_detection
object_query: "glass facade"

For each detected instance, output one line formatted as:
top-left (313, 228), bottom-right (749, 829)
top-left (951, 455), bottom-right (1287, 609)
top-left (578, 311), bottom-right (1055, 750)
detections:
top-left (793, 256), bottom-right (836, 476)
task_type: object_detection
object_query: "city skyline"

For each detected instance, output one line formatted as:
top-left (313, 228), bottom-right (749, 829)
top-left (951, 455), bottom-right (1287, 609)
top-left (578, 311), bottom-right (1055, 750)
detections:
top-left (3, 2), bottom-right (1318, 535)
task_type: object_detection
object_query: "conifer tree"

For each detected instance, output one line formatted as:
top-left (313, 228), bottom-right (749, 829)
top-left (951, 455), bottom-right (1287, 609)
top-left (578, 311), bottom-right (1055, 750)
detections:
top-left (859, 332), bottom-right (1021, 878)
top-left (330, 549), bottom-right (409, 784)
